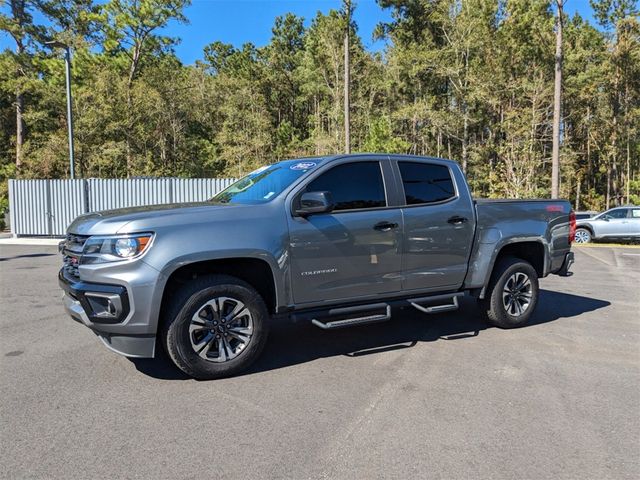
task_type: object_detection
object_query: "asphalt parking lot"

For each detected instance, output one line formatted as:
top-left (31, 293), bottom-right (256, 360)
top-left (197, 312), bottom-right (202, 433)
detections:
top-left (1, 244), bottom-right (639, 479)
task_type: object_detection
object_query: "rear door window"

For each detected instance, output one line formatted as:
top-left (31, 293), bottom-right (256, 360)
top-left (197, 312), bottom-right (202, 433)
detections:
top-left (603, 209), bottom-right (628, 219)
top-left (398, 162), bottom-right (456, 205)
top-left (305, 161), bottom-right (386, 211)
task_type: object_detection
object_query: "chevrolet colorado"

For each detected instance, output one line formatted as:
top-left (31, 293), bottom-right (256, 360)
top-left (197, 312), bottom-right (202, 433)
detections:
top-left (59, 154), bottom-right (575, 379)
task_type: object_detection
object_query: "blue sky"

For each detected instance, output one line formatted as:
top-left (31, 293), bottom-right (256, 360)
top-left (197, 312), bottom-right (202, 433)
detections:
top-left (1, 0), bottom-right (597, 64)
top-left (165, 0), bottom-right (393, 63)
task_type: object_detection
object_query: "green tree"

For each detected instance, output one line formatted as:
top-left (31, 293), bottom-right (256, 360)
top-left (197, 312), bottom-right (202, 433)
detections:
top-left (0, 0), bottom-right (638, 215)
top-left (590, 0), bottom-right (640, 206)
top-left (361, 115), bottom-right (409, 153)
top-left (102, 0), bottom-right (190, 175)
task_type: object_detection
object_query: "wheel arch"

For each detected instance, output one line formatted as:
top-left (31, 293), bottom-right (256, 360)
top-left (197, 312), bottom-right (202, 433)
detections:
top-left (575, 223), bottom-right (594, 236)
top-left (476, 240), bottom-right (547, 299)
top-left (158, 256), bottom-right (279, 324)
top-left (495, 241), bottom-right (546, 277)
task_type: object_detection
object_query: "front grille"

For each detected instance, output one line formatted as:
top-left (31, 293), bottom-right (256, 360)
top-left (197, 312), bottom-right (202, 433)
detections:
top-left (61, 234), bottom-right (89, 279)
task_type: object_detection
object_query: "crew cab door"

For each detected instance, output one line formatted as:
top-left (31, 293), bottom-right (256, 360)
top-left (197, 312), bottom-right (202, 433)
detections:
top-left (393, 159), bottom-right (475, 291)
top-left (287, 159), bottom-right (403, 305)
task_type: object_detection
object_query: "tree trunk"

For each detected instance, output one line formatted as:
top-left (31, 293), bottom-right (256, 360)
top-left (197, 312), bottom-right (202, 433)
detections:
top-left (12, 0), bottom-right (26, 173)
top-left (625, 80), bottom-right (630, 204)
top-left (462, 106), bottom-right (469, 174)
top-left (611, 114), bottom-right (619, 206)
top-left (586, 106), bottom-right (591, 192)
top-left (343, 0), bottom-right (351, 154)
top-left (627, 133), bottom-right (631, 204)
top-left (16, 86), bottom-right (24, 172)
top-left (610, 21), bottom-right (622, 206)
top-left (606, 165), bottom-right (611, 209)
top-left (125, 43), bottom-right (142, 177)
top-left (125, 83), bottom-right (133, 176)
top-left (551, 0), bottom-right (564, 198)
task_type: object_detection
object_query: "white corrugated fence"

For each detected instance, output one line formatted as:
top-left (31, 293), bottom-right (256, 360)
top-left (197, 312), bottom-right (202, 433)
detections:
top-left (8, 177), bottom-right (236, 236)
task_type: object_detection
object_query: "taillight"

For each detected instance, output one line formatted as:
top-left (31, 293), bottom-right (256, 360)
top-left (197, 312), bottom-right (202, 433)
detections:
top-left (569, 210), bottom-right (576, 244)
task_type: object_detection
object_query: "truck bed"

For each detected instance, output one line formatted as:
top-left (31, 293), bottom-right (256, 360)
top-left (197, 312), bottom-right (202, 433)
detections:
top-left (462, 198), bottom-right (573, 290)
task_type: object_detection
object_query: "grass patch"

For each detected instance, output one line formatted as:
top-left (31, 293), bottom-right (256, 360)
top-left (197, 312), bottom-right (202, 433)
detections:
top-left (574, 243), bottom-right (640, 248)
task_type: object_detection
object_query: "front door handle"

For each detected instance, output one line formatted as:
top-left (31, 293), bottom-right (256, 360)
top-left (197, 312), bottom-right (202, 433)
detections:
top-left (447, 216), bottom-right (468, 225)
top-left (373, 221), bottom-right (398, 232)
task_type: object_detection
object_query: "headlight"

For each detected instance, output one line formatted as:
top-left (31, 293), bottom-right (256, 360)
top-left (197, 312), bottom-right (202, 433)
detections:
top-left (114, 237), bottom-right (139, 257)
top-left (82, 233), bottom-right (153, 264)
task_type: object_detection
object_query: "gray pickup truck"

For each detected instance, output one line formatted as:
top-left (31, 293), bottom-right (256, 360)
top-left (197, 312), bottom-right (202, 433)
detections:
top-left (59, 154), bottom-right (575, 379)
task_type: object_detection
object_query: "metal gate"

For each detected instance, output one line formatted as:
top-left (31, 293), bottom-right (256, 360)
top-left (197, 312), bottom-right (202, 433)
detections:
top-left (8, 177), bottom-right (235, 236)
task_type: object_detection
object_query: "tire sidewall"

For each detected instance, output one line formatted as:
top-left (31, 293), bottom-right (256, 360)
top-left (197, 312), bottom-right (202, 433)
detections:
top-left (166, 279), bottom-right (269, 379)
top-left (489, 259), bottom-right (539, 328)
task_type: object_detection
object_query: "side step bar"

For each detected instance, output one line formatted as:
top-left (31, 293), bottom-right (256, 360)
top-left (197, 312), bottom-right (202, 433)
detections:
top-left (306, 292), bottom-right (463, 330)
top-left (409, 292), bottom-right (463, 314)
top-left (311, 303), bottom-right (391, 330)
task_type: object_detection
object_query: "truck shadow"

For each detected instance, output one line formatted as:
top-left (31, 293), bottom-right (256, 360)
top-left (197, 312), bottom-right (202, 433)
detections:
top-left (0, 253), bottom-right (56, 262)
top-left (130, 289), bottom-right (610, 380)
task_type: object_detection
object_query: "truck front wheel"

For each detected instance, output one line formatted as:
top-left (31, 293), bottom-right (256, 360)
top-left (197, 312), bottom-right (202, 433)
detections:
top-left (480, 257), bottom-right (539, 328)
top-left (162, 275), bottom-right (270, 379)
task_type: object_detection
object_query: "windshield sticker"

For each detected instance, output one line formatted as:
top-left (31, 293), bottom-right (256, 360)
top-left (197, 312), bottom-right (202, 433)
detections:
top-left (290, 161), bottom-right (317, 171)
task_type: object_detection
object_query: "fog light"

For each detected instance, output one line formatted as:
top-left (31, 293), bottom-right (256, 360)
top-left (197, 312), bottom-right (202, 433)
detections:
top-left (85, 292), bottom-right (122, 319)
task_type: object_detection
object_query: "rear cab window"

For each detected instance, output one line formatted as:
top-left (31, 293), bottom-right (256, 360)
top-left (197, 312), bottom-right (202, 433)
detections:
top-left (398, 162), bottom-right (456, 205)
top-left (304, 161), bottom-right (386, 211)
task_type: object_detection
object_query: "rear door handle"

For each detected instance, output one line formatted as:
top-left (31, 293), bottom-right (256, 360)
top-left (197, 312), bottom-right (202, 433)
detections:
top-left (373, 221), bottom-right (398, 232)
top-left (447, 216), bottom-right (468, 225)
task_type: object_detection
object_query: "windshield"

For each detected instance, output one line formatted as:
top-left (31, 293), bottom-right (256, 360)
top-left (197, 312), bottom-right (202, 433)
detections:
top-left (211, 160), bottom-right (321, 204)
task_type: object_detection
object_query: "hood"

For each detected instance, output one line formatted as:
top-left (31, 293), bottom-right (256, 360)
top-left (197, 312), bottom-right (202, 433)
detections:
top-left (67, 202), bottom-right (242, 236)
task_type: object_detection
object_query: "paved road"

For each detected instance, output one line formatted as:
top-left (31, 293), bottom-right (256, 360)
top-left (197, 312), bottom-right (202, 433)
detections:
top-left (1, 245), bottom-right (639, 479)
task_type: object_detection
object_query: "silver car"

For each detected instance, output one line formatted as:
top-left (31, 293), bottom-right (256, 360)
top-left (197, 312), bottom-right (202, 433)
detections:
top-left (574, 206), bottom-right (640, 243)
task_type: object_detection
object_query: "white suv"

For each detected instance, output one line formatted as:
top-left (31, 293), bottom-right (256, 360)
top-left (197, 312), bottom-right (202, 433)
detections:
top-left (574, 206), bottom-right (640, 243)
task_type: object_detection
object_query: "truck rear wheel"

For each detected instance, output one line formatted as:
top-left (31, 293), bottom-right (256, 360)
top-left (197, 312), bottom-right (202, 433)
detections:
top-left (162, 275), bottom-right (269, 379)
top-left (480, 257), bottom-right (539, 329)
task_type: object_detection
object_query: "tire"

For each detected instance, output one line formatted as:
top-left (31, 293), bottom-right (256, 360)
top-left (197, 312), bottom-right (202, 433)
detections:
top-left (162, 274), bottom-right (270, 379)
top-left (574, 228), bottom-right (592, 244)
top-left (480, 257), bottom-right (539, 329)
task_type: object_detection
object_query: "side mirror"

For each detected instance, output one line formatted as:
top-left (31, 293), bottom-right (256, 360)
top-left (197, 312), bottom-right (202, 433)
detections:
top-left (295, 191), bottom-right (335, 217)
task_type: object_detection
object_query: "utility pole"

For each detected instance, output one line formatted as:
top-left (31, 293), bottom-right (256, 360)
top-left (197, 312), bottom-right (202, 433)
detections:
top-left (45, 40), bottom-right (75, 179)
top-left (10, 0), bottom-right (27, 173)
top-left (551, 0), bottom-right (564, 198)
top-left (343, 0), bottom-right (351, 154)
